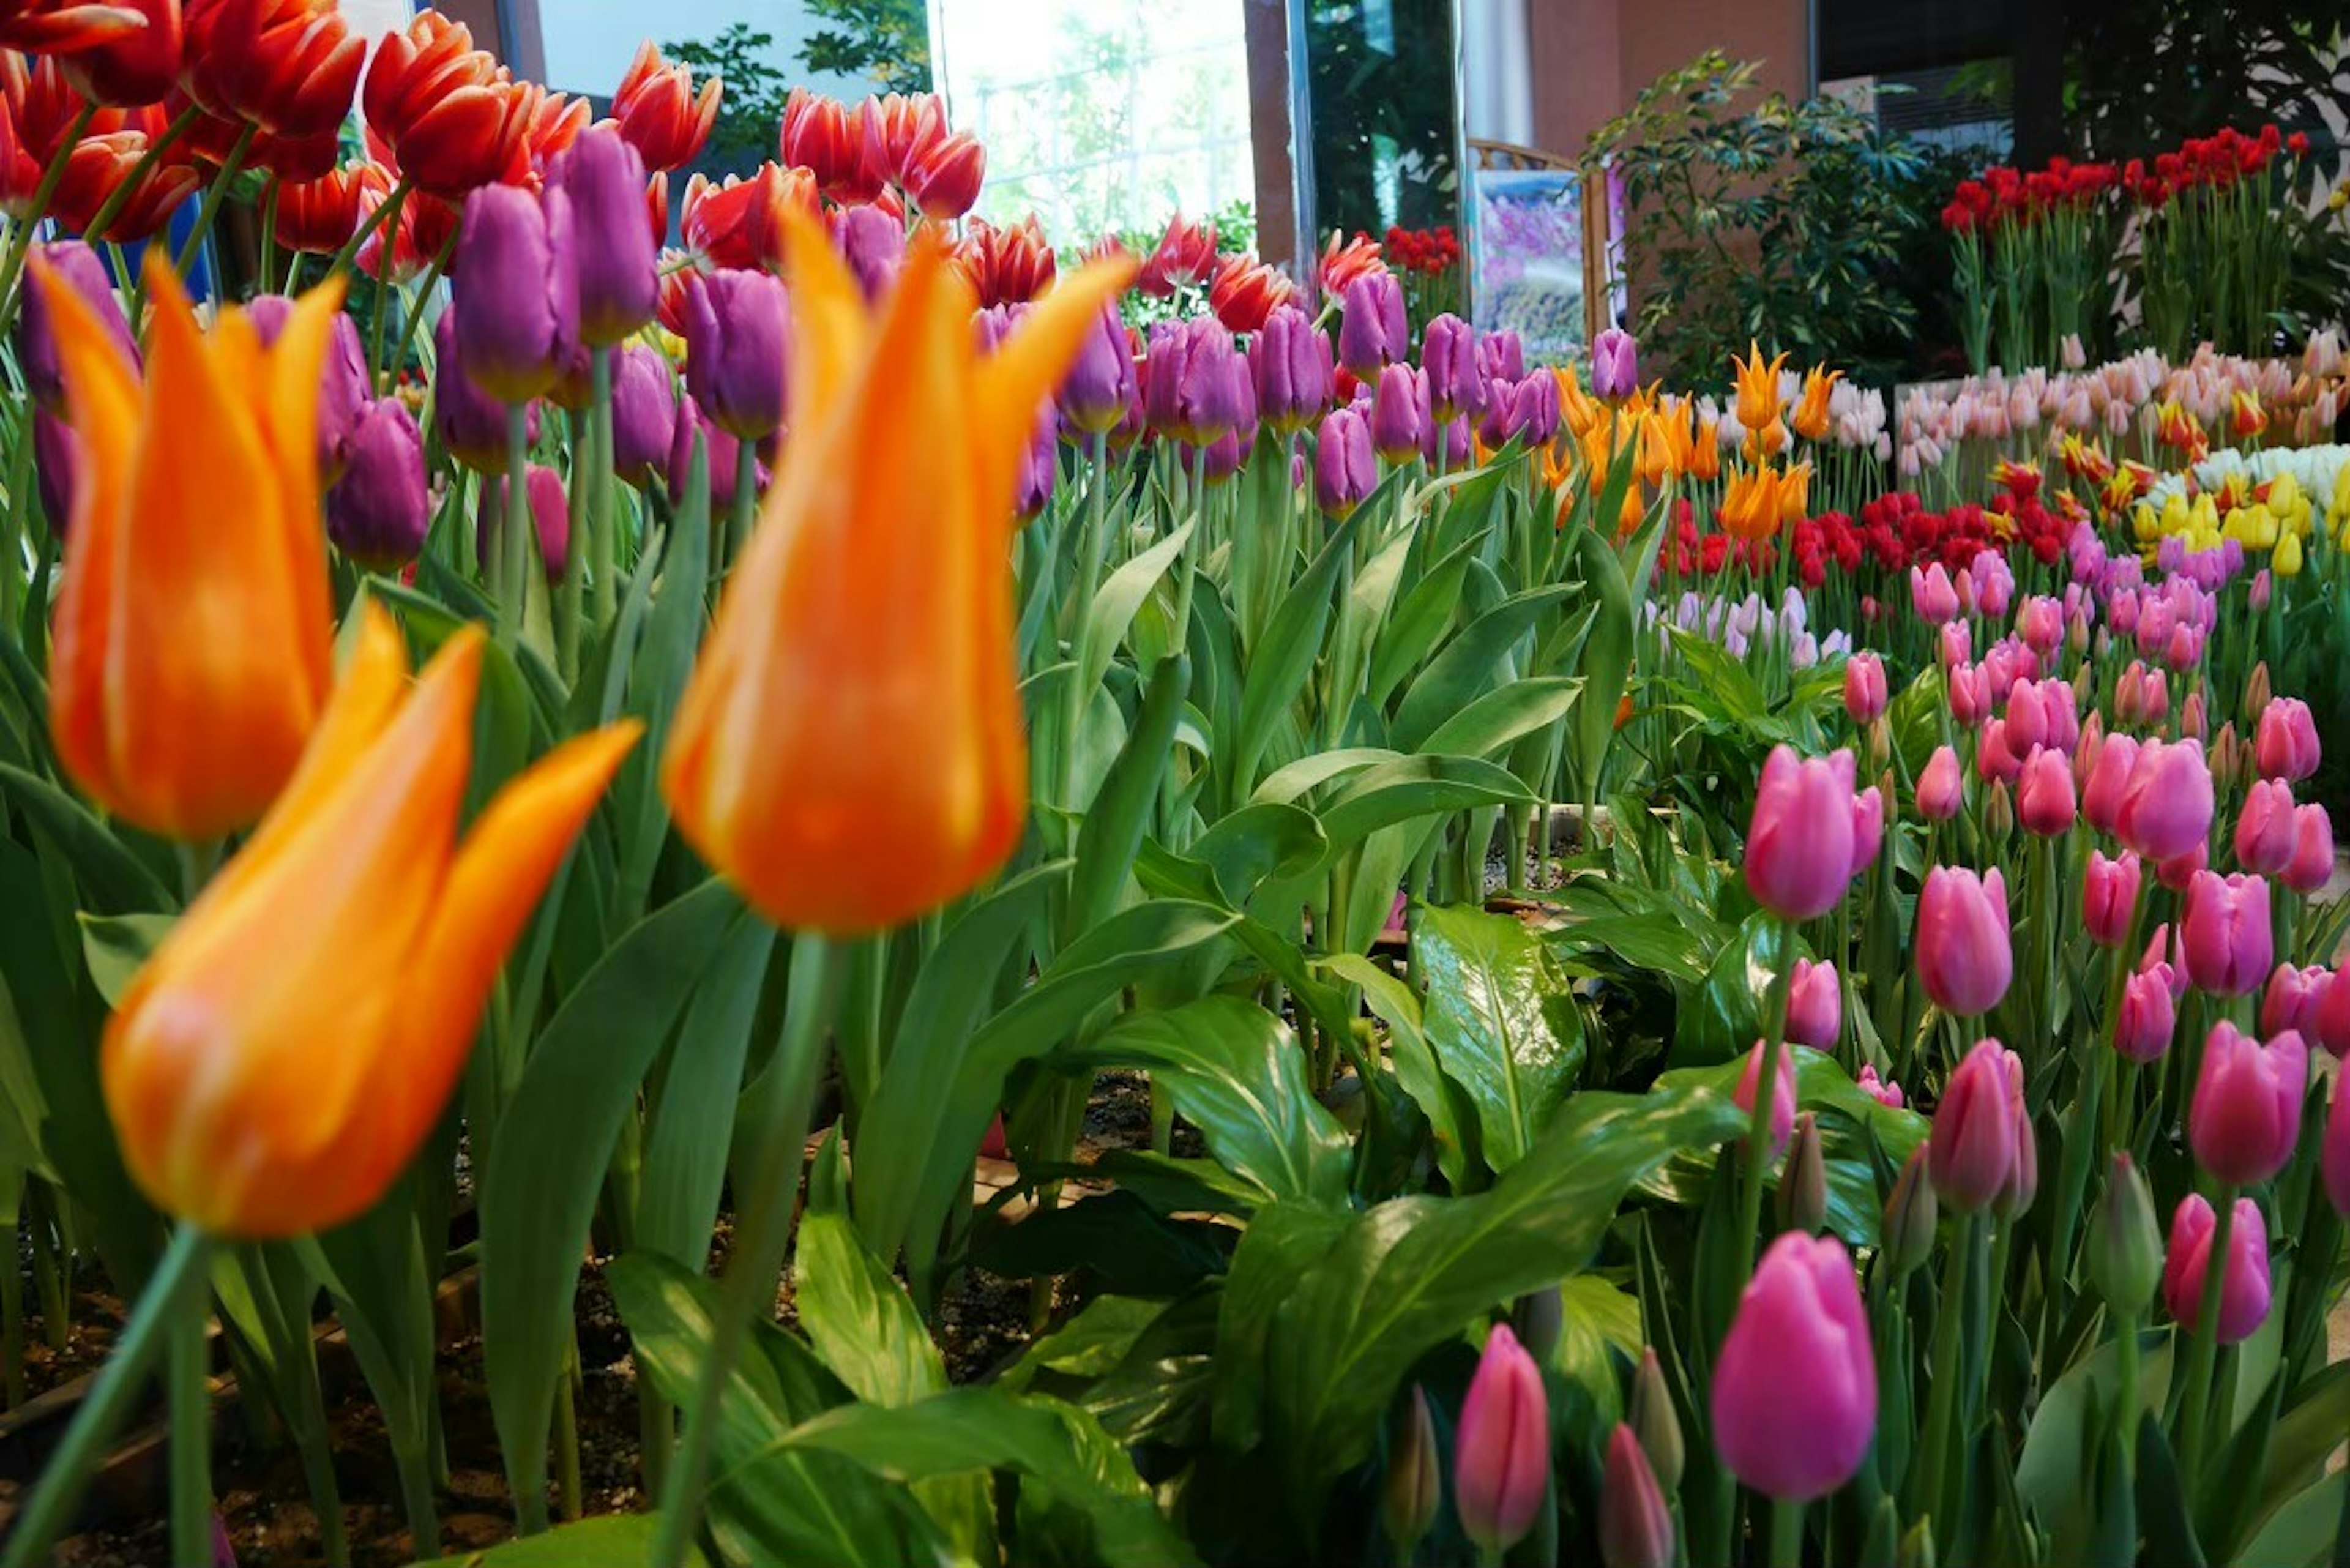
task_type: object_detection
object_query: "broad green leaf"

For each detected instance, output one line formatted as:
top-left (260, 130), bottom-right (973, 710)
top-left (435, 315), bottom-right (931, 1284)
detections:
top-left (2015, 1329), bottom-right (2173, 1520)
top-left (1310, 754), bottom-right (1532, 866)
top-left (2229, 1469), bottom-right (2344, 1568)
top-left (408, 1514), bottom-right (706, 1567)
top-left (0, 764), bottom-right (174, 914)
top-left (75, 911), bottom-right (173, 1010)
top-left (1421, 675), bottom-right (1582, 761)
top-left (1669, 908), bottom-right (1802, 1067)
top-left (1253, 746), bottom-right (1399, 807)
top-left (794, 1211), bottom-right (948, 1406)
top-left (1567, 526), bottom-right (1635, 810)
top-left (1414, 904), bottom-right (1586, 1173)
top-left (1390, 584), bottom-right (1576, 752)
top-left (1229, 506), bottom-right (1363, 799)
top-left (1070, 655), bottom-right (1188, 935)
top-left (636, 917), bottom-right (776, 1269)
top-left (1365, 532), bottom-right (1484, 711)
top-left (1083, 519), bottom-right (1193, 701)
top-left (1324, 951), bottom-right (1474, 1188)
top-left (1134, 802), bottom-right (1326, 912)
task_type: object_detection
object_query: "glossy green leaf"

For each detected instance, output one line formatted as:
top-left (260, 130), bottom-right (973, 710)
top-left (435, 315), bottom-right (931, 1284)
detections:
top-left (1390, 584), bottom-right (1576, 752)
top-left (636, 917), bottom-right (776, 1269)
top-left (1669, 908), bottom-right (1802, 1067)
top-left (1229, 506), bottom-right (1363, 799)
top-left (1420, 674), bottom-right (1583, 762)
top-left (1413, 903), bottom-right (1587, 1173)
top-left (1070, 655), bottom-right (1188, 935)
top-left (75, 911), bottom-right (173, 1010)
top-left (1567, 525), bottom-right (1635, 810)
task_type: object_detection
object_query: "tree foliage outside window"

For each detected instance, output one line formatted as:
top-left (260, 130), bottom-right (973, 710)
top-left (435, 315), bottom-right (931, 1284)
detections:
top-left (800, 0), bottom-right (933, 96)
top-left (660, 24), bottom-right (791, 171)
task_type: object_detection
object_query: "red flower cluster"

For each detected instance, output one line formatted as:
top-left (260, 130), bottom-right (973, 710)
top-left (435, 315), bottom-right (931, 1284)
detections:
top-left (1941, 157), bottom-right (2120, 233)
top-left (2123, 124), bottom-right (2307, 208)
top-left (1383, 225), bottom-right (1459, 277)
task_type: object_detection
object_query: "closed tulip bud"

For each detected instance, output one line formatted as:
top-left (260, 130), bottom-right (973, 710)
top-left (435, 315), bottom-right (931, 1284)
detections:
top-left (102, 607), bottom-right (637, 1233)
top-left (1455, 1323), bottom-right (1550, 1552)
top-left (2235, 778), bottom-right (2295, 873)
top-left (905, 130), bottom-right (985, 220)
top-left (1734, 1037), bottom-right (1799, 1162)
top-left (246, 293), bottom-right (370, 483)
top-left (1420, 312), bottom-right (1485, 423)
top-left (2116, 737), bottom-right (2214, 862)
top-left (832, 203), bottom-right (906, 302)
top-left (1786, 958), bottom-right (1841, 1049)
top-left (2209, 722), bottom-right (2242, 789)
top-left (481, 465), bottom-right (570, 582)
top-left (2180, 689), bottom-right (2208, 743)
top-left (2162, 1193), bottom-right (2272, 1344)
top-left (1899, 1519), bottom-right (1939, 1568)
top-left (452, 183), bottom-right (580, 405)
top-left (32, 409), bottom-right (78, 534)
top-left (1994, 1096), bottom-right (2039, 1220)
top-left (665, 218), bottom-right (1133, 932)
top-left (1850, 785), bottom-right (1885, 879)
top-left (1939, 619), bottom-right (1973, 670)
top-left (1946, 662), bottom-right (1991, 727)
top-left (2088, 1154), bottom-right (2162, 1316)
top-left (1600, 1424), bottom-right (1673, 1568)
top-left (1931, 1040), bottom-right (2021, 1212)
top-left (1843, 651), bottom-right (1887, 723)
top-left (2189, 1020), bottom-right (2305, 1183)
top-left (1056, 302), bottom-right (1138, 435)
top-left (2115, 966), bottom-right (2177, 1062)
top-left (1370, 364), bottom-right (1427, 463)
top-left (2083, 851), bottom-right (2141, 946)
top-left (1882, 1144), bottom-right (1938, 1278)
top-left (1911, 562), bottom-right (1959, 624)
top-left (1711, 1233), bottom-right (1876, 1501)
top-left (1143, 318), bottom-right (1247, 445)
top-left (1315, 407), bottom-right (1376, 518)
top-left (2324, 1078), bottom-right (2350, 1217)
top-left (1381, 1386), bottom-right (1441, 1554)
top-left (2261, 963), bottom-right (2330, 1039)
top-left (1983, 778), bottom-right (2015, 840)
top-left (325, 398), bottom-right (429, 571)
top-left (2285, 804), bottom-right (2335, 895)
top-left (2017, 746), bottom-right (2076, 836)
top-left (552, 126), bottom-right (658, 346)
top-left (668, 395), bottom-right (766, 512)
top-left (683, 267), bottom-right (791, 441)
top-left (1917, 744), bottom-right (1963, 821)
top-left (610, 343), bottom-right (679, 490)
top-left (1592, 326), bottom-right (1639, 401)
top-left (1745, 745), bottom-right (1859, 920)
top-left (1917, 865), bottom-right (2012, 1017)
top-left (2180, 871), bottom-right (2273, 996)
top-left (1249, 304), bottom-right (1333, 435)
top-left (1777, 1112), bottom-right (1829, 1234)
top-left (1628, 1348), bottom-right (1684, 1491)
top-left (1337, 271), bottom-right (1408, 377)
top-left (17, 240), bottom-right (136, 416)
top-left (432, 311), bottom-right (538, 474)
top-left (2255, 697), bottom-right (2320, 781)
top-left (2244, 661), bottom-right (2272, 725)
top-left (2081, 732), bottom-right (2138, 836)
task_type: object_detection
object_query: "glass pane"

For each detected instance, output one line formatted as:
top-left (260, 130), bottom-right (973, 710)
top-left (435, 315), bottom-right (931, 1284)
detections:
top-left (1300, 0), bottom-right (1463, 238)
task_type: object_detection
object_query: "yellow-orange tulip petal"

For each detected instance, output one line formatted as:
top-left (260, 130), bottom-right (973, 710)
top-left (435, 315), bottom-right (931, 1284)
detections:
top-left (1791, 366), bottom-right (1841, 442)
top-left (664, 217), bottom-right (1135, 935)
top-left (100, 604), bottom-right (638, 1238)
top-left (41, 251), bottom-right (341, 839)
top-left (1720, 466), bottom-right (1777, 542)
top-left (1777, 461), bottom-right (1813, 526)
top-left (1733, 340), bottom-right (1789, 433)
top-left (1690, 419), bottom-right (1721, 483)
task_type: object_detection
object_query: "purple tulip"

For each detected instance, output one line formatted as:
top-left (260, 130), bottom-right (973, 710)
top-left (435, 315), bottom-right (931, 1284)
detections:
top-left (1421, 412), bottom-right (1469, 468)
top-left (1711, 1233), bottom-right (1876, 1501)
top-left (1248, 304), bottom-right (1332, 435)
top-left (1337, 271), bottom-right (1408, 377)
top-left (1315, 406), bottom-right (1375, 517)
top-left (1592, 326), bottom-right (1639, 400)
top-left (452, 182), bottom-right (580, 404)
top-left (1477, 327), bottom-right (1526, 384)
top-left (2162, 1193), bottom-right (2271, 1344)
top-left (31, 409), bottom-right (77, 534)
top-left (1454, 1323), bottom-right (1548, 1551)
top-left (1144, 318), bottom-right (1249, 446)
top-left (1368, 364), bottom-right (1427, 463)
top-left (1420, 312), bottom-right (1485, 422)
top-left (669, 394), bottom-right (766, 512)
top-left (433, 310), bottom-right (541, 475)
top-left (326, 397), bottom-right (430, 570)
top-left (684, 267), bottom-right (791, 441)
top-left (1058, 302), bottom-right (1137, 436)
top-left (1480, 373), bottom-right (1561, 447)
top-left (834, 203), bottom-right (905, 302)
top-left (247, 292), bottom-right (371, 482)
top-left (610, 342), bottom-right (678, 490)
top-left (20, 240), bottom-right (135, 416)
top-left (551, 125), bottom-right (658, 346)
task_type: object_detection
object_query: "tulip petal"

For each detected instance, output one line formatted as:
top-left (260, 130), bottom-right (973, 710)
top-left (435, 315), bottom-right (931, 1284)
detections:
top-left (778, 204), bottom-right (867, 407)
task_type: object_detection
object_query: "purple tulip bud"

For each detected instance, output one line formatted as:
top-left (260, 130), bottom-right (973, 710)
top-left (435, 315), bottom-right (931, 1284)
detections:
top-left (1592, 326), bottom-right (1639, 400)
top-left (684, 267), bottom-right (791, 441)
top-left (832, 203), bottom-right (905, 301)
top-left (1248, 303), bottom-right (1333, 435)
top-left (1477, 328), bottom-right (1526, 384)
top-left (20, 241), bottom-right (135, 416)
top-left (1369, 364), bottom-right (1426, 463)
top-left (1600, 1424), bottom-right (1674, 1568)
top-left (610, 342), bottom-right (678, 490)
top-left (1144, 318), bottom-right (1248, 446)
top-left (1337, 271), bottom-right (1408, 378)
top-left (1455, 1323), bottom-right (1548, 1552)
top-left (1016, 421), bottom-right (1059, 514)
top-left (1058, 302), bottom-right (1136, 435)
top-left (482, 463), bottom-right (569, 581)
top-left (248, 292), bottom-right (371, 483)
top-left (326, 397), bottom-right (430, 571)
top-left (549, 125), bottom-right (657, 346)
top-left (669, 393), bottom-right (766, 511)
top-left (452, 182), bottom-right (581, 404)
top-left (31, 409), bottom-right (77, 534)
top-left (1315, 406), bottom-right (1375, 517)
top-left (433, 310), bottom-right (541, 475)
top-left (1420, 312), bottom-right (1485, 422)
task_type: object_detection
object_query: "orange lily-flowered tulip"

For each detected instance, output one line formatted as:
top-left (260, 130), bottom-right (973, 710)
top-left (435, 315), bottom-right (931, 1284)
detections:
top-left (1790, 365), bottom-right (1841, 441)
top-left (1776, 461), bottom-right (1812, 525)
top-left (1553, 362), bottom-right (1601, 440)
top-left (682, 162), bottom-right (816, 273)
top-left (1720, 466), bottom-right (1777, 542)
top-left (183, 0), bottom-right (364, 141)
top-left (103, 606), bottom-right (638, 1238)
top-left (663, 214), bottom-right (1134, 935)
top-left (1689, 417), bottom-right (1721, 482)
top-left (40, 252), bottom-right (338, 838)
top-left (1733, 340), bottom-right (1788, 433)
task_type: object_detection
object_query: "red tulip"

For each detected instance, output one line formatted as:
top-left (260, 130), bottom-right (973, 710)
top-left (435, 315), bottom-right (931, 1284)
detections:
top-left (682, 162), bottom-right (816, 274)
top-left (781, 87), bottom-right (874, 201)
top-left (362, 13), bottom-right (534, 196)
top-left (955, 214), bottom-right (1057, 308)
top-left (904, 129), bottom-right (983, 221)
top-left (183, 0), bottom-right (362, 141)
top-left (611, 40), bottom-right (720, 173)
top-left (1209, 253), bottom-right (1295, 334)
top-left (59, 0), bottom-right (176, 107)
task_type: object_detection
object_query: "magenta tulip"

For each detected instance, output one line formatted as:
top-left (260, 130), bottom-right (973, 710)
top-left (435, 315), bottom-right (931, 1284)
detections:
top-left (1454, 1323), bottom-right (1549, 1551)
top-left (1420, 313), bottom-right (1486, 423)
top-left (2115, 738), bottom-right (2214, 863)
top-left (1930, 1040), bottom-right (2021, 1211)
top-left (2017, 746), bottom-right (2075, 836)
top-left (1947, 662), bottom-right (1992, 728)
top-left (1857, 1064), bottom-right (1904, 1109)
top-left (1370, 364), bottom-right (1427, 463)
top-left (2317, 955), bottom-right (2350, 1061)
top-left (1599, 1424), bottom-right (1673, 1568)
top-left (2323, 1079), bottom-right (2350, 1217)
top-left (1745, 746), bottom-right (1859, 920)
top-left (2255, 697), bottom-right (2320, 782)
top-left (1710, 1233), bottom-right (1876, 1501)
top-left (482, 464), bottom-right (570, 581)
top-left (1337, 272), bottom-right (1409, 378)
top-left (2188, 1021), bottom-right (2305, 1184)
top-left (1786, 958), bottom-right (1840, 1050)
top-left (325, 398), bottom-right (429, 571)
top-left (552, 126), bottom-right (658, 346)
top-left (2115, 968), bottom-right (2176, 1062)
top-left (2081, 732), bottom-right (2139, 836)
top-left (2283, 805), bottom-right (2335, 895)
top-left (610, 342), bottom-right (679, 490)
top-left (2260, 964), bottom-right (2331, 1040)
top-left (683, 267), bottom-right (791, 440)
top-left (2179, 871), bottom-right (2273, 996)
top-left (1917, 744), bottom-right (1962, 821)
top-left (1916, 866), bottom-right (2012, 1017)
top-left (1911, 562), bottom-right (1958, 624)
top-left (1734, 1038), bottom-right (1798, 1160)
top-left (2162, 1194), bottom-right (2271, 1344)
top-left (1247, 304), bottom-right (1330, 435)
top-left (1315, 407), bottom-right (1376, 518)
top-left (1843, 652), bottom-right (1886, 724)
top-left (2235, 778), bottom-right (2297, 875)
top-left (2083, 851), bottom-right (2141, 947)
top-left (1975, 719), bottom-right (2022, 785)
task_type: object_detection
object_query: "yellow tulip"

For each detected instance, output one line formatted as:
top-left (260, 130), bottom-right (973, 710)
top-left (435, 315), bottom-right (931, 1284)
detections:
top-left (663, 215), bottom-right (1133, 935)
top-left (2274, 529), bottom-right (2304, 577)
top-left (1732, 340), bottom-right (1788, 432)
top-left (39, 253), bottom-right (340, 839)
top-left (1775, 461), bottom-right (1812, 526)
top-left (103, 607), bottom-right (640, 1237)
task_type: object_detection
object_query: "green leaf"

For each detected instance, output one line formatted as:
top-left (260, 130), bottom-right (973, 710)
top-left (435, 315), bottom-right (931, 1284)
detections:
top-left (613, 493), bottom-right (711, 922)
top-left (636, 917), bottom-right (776, 1269)
top-left (1420, 675), bottom-right (1582, 762)
top-left (1324, 951), bottom-right (1474, 1188)
top-left (75, 911), bottom-right (173, 1010)
top-left (1070, 655), bottom-right (1188, 935)
top-left (408, 1514), bottom-right (707, 1567)
top-left (1083, 519), bottom-right (1193, 703)
top-left (1134, 802), bottom-right (1326, 912)
top-left (0, 764), bottom-right (174, 914)
top-left (1252, 746), bottom-right (1399, 807)
top-left (1567, 526), bottom-right (1636, 810)
top-left (1390, 584), bottom-right (1577, 752)
top-left (2229, 1469), bottom-right (2344, 1568)
top-left (1067, 996), bottom-right (1350, 1206)
top-left (1670, 908), bottom-right (1800, 1067)
top-left (1414, 904), bottom-right (1587, 1173)
top-left (2016, 1329), bottom-right (2173, 1520)
top-left (794, 1210), bottom-right (947, 1406)
top-left (1230, 507), bottom-right (1362, 797)
top-left (479, 880), bottom-right (744, 1520)
top-left (1310, 754), bottom-right (1533, 867)
top-left (1365, 532), bottom-right (1483, 711)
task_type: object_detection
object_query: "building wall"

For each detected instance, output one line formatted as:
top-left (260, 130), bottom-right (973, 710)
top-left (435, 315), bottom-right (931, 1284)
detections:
top-left (1526, 0), bottom-right (1809, 160)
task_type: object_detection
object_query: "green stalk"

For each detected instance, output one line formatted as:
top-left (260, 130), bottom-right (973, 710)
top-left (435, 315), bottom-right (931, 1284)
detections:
top-left (501, 402), bottom-right (531, 646)
top-left (1059, 434), bottom-right (1110, 834)
top-left (378, 233), bottom-right (455, 396)
top-left (555, 1350), bottom-right (583, 1522)
top-left (0, 1217), bottom-right (22, 1409)
top-left (724, 438), bottom-right (759, 572)
top-left (258, 175), bottom-right (282, 295)
top-left (556, 403), bottom-right (591, 682)
top-left (1734, 927), bottom-right (1800, 1281)
top-left (1770, 1495), bottom-right (1804, 1567)
top-left (328, 175), bottom-right (411, 279)
top-left (1911, 1209), bottom-right (1975, 1533)
top-left (173, 121), bottom-right (259, 280)
top-left (396, 1444), bottom-right (440, 1560)
top-left (168, 1248), bottom-right (214, 1568)
top-left (589, 347), bottom-right (619, 628)
top-left (652, 936), bottom-right (849, 1568)
top-left (0, 103), bottom-right (97, 330)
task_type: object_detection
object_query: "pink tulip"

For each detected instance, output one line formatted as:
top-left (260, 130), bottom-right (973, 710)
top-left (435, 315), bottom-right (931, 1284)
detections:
top-left (2004, 677), bottom-right (2049, 753)
top-left (2283, 805), bottom-right (2335, 895)
top-left (1917, 745), bottom-right (1963, 821)
top-left (2260, 964), bottom-right (2331, 1040)
top-left (2017, 746), bottom-right (2075, 835)
top-left (2162, 1193), bottom-right (2271, 1345)
top-left (2081, 733), bottom-right (2140, 836)
top-left (2316, 954), bottom-right (2350, 1060)
top-left (1734, 1038), bottom-right (1799, 1160)
top-left (1916, 866), bottom-right (2012, 1017)
top-left (2180, 690), bottom-right (2207, 744)
top-left (1843, 653), bottom-right (1887, 724)
top-left (2083, 851), bottom-right (2141, 947)
top-left (2158, 842), bottom-right (2209, 892)
top-left (2018, 595), bottom-right (2062, 653)
top-left (1745, 747), bottom-right (1858, 921)
top-left (2114, 968), bottom-right (2176, 1062)
top-left (1930, 1039), bottom-right (2021, 1212)
top-left (2115, 738), bottom-right (2214, 863)
top-left (1455, 1324), bottom-right (1550, 1551)
top-left (1786, 958), bottom-right (1840, 1050)
top-left (2255, 697), bottom-right (2320, 782)
top-left (1857, 1064), bottom-right (1904, 1109)
top-left (2323, 1078), bottom-right (2350, 1217)
top-left (1600, 1424), bottom-right (1674, 1568)
top-left (2179, 871), bottom-right (2272, 996)
top-left (1849, 787), bottom-right (1884, 879)
top-left (2234, 778), bottom-right (2297, 875)
top-left (1975, 719), bottom-right (2023, 785)
top-left (1911, 563), bottom-right (1959, 624)
top-left (2188, 1021), bottom-right (2305, 1183)
top-left (1947, 663), bottom-right (1992, 728)
top-left (1710, 1233), bottom-right (1876, 1501)
top-left (1940, 620), bottom-right (1973, 670)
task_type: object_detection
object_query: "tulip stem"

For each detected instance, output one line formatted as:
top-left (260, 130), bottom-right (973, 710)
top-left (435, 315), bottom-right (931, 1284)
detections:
top-left (2172, 1181), bottom-right (2239, 1484)
top-left (1735, 924), bottom-right (1800, 1283)
top-left (1911, 1209), bottom-right (1974, 1538)
top-left (1, 1222), bottom-right (212, 1568)
top-left (168, 1240), bottom-right (215, 1568)
top-left (380, 230), bottom-right (457, 398)
top-left (590, 348), bottom-right (618, 629)
top-left (329, 176), bottom-right (411, 280)
top-left (259, 176), bottom-right (282, 296)
top-left (725, 441), bottom-right (758, 571)
top-left (1060, 434), bottom-right (1110, 831)
top-left (502, 402), bottom-right (532, 646)
top-left (1768, 1496), bottom-right (1804, 1567)
top-left (652, 934), bottom-right (849, 1568)
top-left (0, 102), bottom-right (97, 337)
top-left (173, 122), bottom-right (259, 283)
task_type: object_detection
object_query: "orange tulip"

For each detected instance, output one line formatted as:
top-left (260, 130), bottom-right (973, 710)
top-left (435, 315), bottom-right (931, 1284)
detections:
top-left (1720, 466), bottom-right (1778, 542)
top-left (1733, 340), bottom-right (1788, 433)
top-left (39, 252), bottom-right (338, 838)
top-left (183, 0), bottom-right (364, 142)
top-left (103, 605), bottom-right (638, 1238)
top-left (681, 162), bottom-right (816, 274)
top-left (1689, 417), bottom-right (1721, 482)
top-left (1790, 365), bottom-right (1841, 442)
top-left (1776, 461), bottom-right (1812, 525)
top-left (663, 214), bottom-right (1134, 935)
